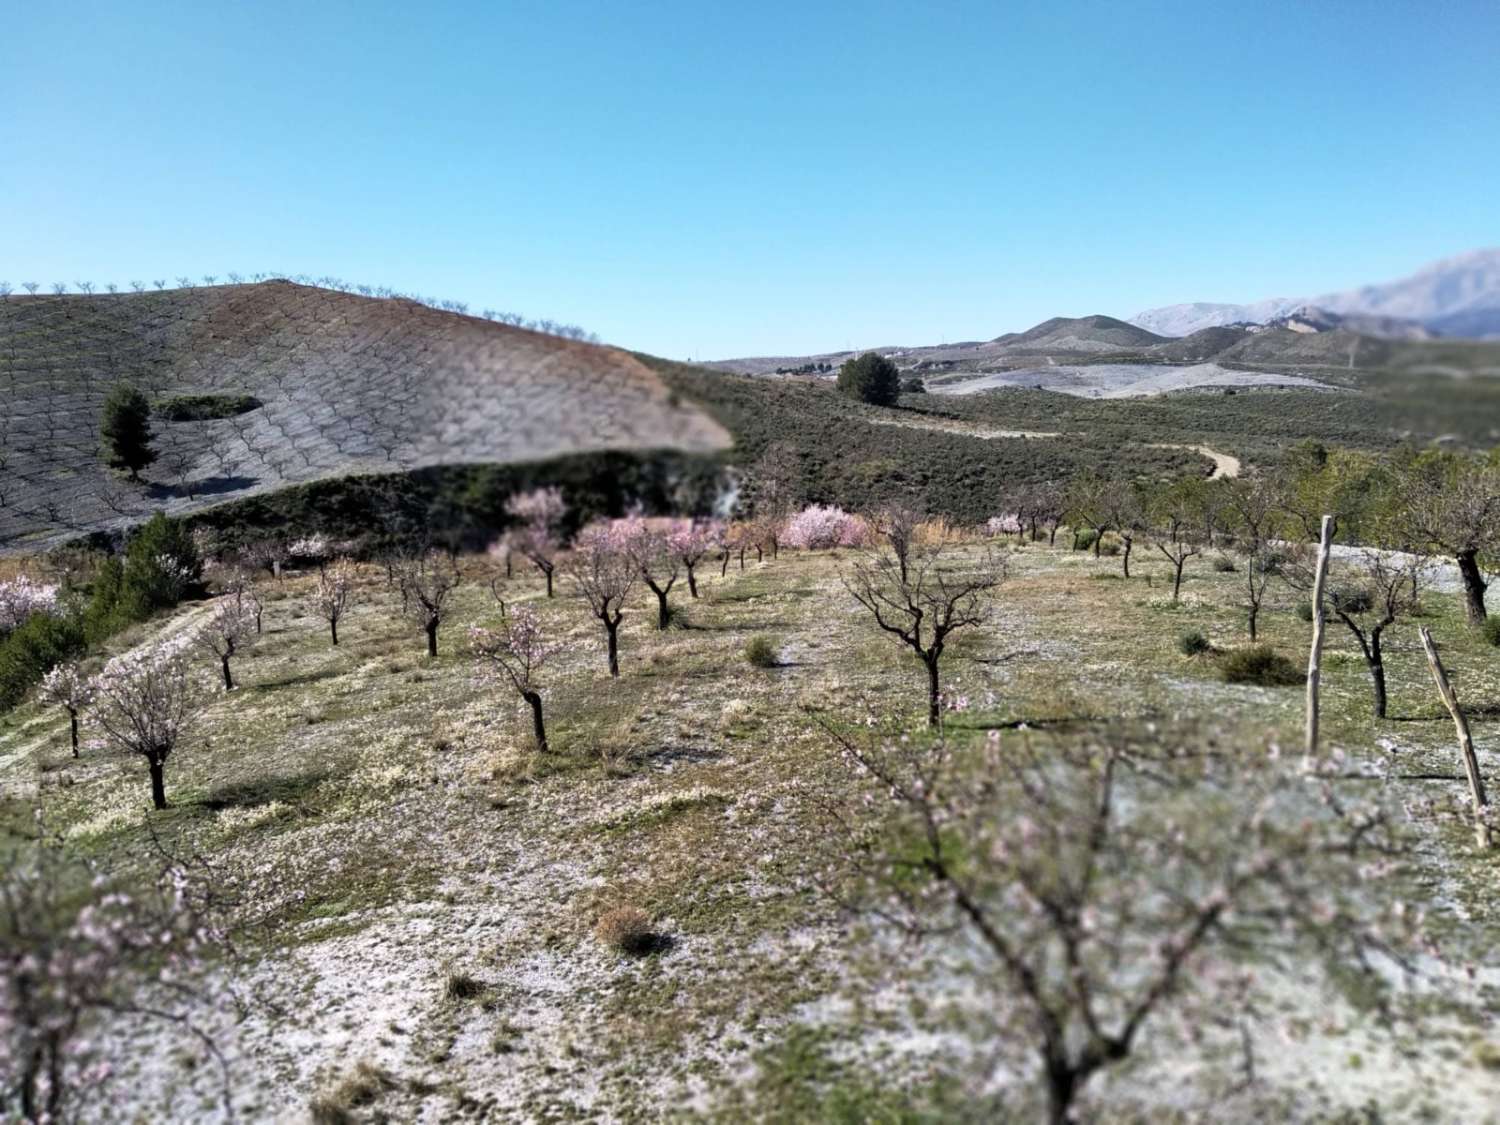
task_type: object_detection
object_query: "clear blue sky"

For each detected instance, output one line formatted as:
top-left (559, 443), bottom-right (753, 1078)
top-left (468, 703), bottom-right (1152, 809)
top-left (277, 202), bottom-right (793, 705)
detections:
top-left (4, 0), bottom-right (1497, 358)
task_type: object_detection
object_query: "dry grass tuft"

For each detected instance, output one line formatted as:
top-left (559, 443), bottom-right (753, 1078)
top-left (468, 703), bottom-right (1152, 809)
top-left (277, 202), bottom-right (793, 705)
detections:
top-left (308, 1061), bottom-right (395, 1124)
top-left (594, 905), bottom-right (657, 955)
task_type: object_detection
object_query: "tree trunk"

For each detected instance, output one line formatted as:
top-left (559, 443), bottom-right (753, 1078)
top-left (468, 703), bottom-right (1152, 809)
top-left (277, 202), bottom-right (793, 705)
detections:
top-left (149, 757), bottom-right (168, 810)
top-left (1172, 558), bottom-right (1185, 601)
top-left (738, 547), bottom-right (746, 571)
top-left (771, 537), bottom-right (779, 559)
top-left (754, 544), bottom-right (763, 563)
top-left (606, 620), bottom-right (620, 677)
top-left (1306, 515), bottom-right (1334, 754)
top-left (721, 550), bottom-right (730, 577)
top-left (524, 690), bottom-right (548, 753)
top-left (1367, 631), bottom-right (1388, 720)
top-left (544, 565), bottom-right (554, 598)
top-left (1093, 528), bottom-right (1103, 558)
top-left (655, 588), bottom-right (671, 630)
top-left (1247, 603), bottom-right (1259, 642)
top-left (925, 655), bottom-right (941, 727)
top-left (330, 618), bottom-right (339, 646)
top-left (686, 563), bottom-right (699, 597)
top-left (1121, 536), bottom-right (1132, 578)
top-left (426, 620), bottom-right (439, 657)
top-left (1048, 521), bottom-right (1058, 546)
top-left (1044, 1056), bottom-right (1081, 1125)
top-left (221, 655), bottom-right (234, 690)
top-left (1456, 549), bottom-right (1488, 623)
top-left (69, 710), bottom-right (79, 756)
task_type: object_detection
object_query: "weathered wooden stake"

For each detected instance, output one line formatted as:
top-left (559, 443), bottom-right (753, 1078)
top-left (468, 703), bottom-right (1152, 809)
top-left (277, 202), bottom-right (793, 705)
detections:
top-left (1418, 625), bottom-right (1492, 849)
top-left (1305, 515), bottom-right (1334, 756)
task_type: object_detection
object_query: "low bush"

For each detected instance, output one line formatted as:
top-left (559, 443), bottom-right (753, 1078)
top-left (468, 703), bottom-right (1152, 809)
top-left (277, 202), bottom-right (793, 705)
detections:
top-left (1212, 556), bottom-right (1238, 573)
top-left (155, 393), bottom-right (261, 421)
top-left (595, 906), bottom-right (657, 955)
top-left (1074, 529), bottom-right (1098, 552)
top-left (1481, 617), bottom-right (1500, 647)
top-left (1295, 600), bottom-right (1314, 622)
top-left (744, 635), bottom-right (780, 668)
top-left (1219, 646), bottom-right (1303, 687)
top-left (1098, 540), bottom-right (1120, 557)
top-left (1178, 630), bottom-right (1212, 657)
top-left (0, 612), bottom-right (87, 710)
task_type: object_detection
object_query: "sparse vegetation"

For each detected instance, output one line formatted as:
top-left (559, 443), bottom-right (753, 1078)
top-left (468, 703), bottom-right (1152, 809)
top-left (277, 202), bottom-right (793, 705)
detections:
top-left (1218, 644), bottom-right (1303, 686)
top-left (594, 906), bottom-right (656, 955)
top-left (744, 635), bottom-right (780, 668)
top-left (1178, 629), bottom-right (1212, 656)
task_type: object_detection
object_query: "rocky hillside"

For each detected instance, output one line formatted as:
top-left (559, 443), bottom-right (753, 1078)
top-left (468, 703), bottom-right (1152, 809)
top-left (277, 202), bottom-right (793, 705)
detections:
top-left (0, 283), bottom-right (729, 551)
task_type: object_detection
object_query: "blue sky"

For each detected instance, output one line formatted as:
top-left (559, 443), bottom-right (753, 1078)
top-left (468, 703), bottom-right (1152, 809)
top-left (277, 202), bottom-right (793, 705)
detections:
top-left (3, 0), bottom-right (1497, 358)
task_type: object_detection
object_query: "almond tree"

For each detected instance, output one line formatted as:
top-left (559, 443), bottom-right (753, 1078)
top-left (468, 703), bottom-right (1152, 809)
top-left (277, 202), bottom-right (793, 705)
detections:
top-left (1221, 475), bottom-right (1288, 640)
top-left (845, 542), bottom-right (1005, 725)
top-left (504, 486), bottom-right (567, 597)
top-left (566, 522), bottom-right (638, 677)
top-left (1, 827), bottom-right (234, 1121)
top-left (820, 725), bottom-right (1429, 1124)
top-left (671, 518), bottom-right (724, 597)
top-left (626, 518), bottom-right (681, 630)
top-left (90, 634), bottom-right (200, 809)
top-left (39, 662), bottom-right (94, 756)
top-left (1098, 480), bottom-right (1145, 578)
top-left (1147, 478), bottom-right (1206, 601)
top-left (392, 551), bottom-right (460, 657)
top-left (1393, 452), bottom-right (1499, 623)
top-left (1288, 547), bottom-right (1427, 720)
top-left (192, 596), bottom-right (259, 690)
top-left (470, 606), bottom-right (557, 752)
top-left (315, 558), bottom-right (359, 646)
top-left (871, 501), bottom-right (924, 582)
top-left (0, 576), bottom-right (60, 634)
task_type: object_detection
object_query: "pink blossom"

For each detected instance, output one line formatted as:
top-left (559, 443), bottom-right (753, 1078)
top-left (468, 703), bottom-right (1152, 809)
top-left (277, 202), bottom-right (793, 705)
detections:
top-left (0, 575), bottom-right (61, 632)
top-left (782, 505), bottom-right (868, 550)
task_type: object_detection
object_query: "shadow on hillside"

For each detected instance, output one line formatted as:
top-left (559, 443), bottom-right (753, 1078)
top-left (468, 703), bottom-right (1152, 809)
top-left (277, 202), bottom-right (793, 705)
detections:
top-left (147, 474), bottom-right (258, 501)
top-left (199, 768), bottom-right (337, 811)
top-left (251, 666), bottom-right (346, 692)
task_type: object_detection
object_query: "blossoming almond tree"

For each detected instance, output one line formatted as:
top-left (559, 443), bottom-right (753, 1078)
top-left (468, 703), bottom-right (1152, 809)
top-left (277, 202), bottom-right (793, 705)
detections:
top-left (566, 522), bottom-right (638, 677)
top-left (504, 486), bottom-right (567, 597)
top-left (191, 596), bottom-right (260, 690)
top-left (670, 518), bottom-right (724, 598)
top-left (391, 550), bottom-right (461, 657)
top-left (784, 504), bottom-right (868, 551)
top-left (624, 517), bottom-right (682, 630)
top-left (820, 724), bottom-right (1432, 1124)
top-left (90, 634), bottom-right (200, 809)
top-left (39, 662), bottom-right (94, 756)
top-left (315, 558), bottom-right (359, 646)
top-left (0, 575), bottom-right (60, 634)
top-left (470, 606), bottom-right (557, 752)
top-left (1, 827), bottom-right (234, 1121)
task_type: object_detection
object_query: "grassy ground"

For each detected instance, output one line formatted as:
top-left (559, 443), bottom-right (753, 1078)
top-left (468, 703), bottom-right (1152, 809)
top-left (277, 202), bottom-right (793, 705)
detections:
top-left (3, 536), bottom-right (1499, 1121)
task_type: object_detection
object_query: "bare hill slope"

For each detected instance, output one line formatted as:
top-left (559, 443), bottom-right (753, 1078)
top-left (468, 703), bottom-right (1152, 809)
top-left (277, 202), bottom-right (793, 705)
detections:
top-left (0, 282), bottom-right (729, 551)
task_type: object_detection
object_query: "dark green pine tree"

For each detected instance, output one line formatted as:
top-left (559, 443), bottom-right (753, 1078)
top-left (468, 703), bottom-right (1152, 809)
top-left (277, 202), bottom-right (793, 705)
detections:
top-left (836, 352), bottom-right (902, 407)
top-left (100, 383), bottom-right (157, 480)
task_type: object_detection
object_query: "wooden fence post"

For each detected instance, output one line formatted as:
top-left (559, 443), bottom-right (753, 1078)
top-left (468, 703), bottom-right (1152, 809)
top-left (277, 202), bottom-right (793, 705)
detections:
top-left (1305, 515), bottom-right (1334, 756)
top-left (1418, 625), bottom-right (1492, 849)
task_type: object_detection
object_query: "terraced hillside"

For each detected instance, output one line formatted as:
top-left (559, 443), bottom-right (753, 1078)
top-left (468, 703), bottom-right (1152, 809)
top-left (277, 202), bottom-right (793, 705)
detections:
top-left (0, 284), bottom-right (729, 551)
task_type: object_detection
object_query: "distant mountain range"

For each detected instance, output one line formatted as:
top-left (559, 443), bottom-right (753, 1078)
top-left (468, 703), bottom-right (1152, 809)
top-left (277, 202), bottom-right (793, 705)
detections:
top-left (1131, 249), bottom-right (1500, 339)
top-left (710, 309), bottom-right (1500, 382)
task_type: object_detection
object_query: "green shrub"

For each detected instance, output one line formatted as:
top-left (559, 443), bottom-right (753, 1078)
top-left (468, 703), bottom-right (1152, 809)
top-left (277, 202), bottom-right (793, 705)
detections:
top-left (0, 612), bottom-right (86, 711)
top-left (155, 393), bottom-right (260, 421)
top-left (1219, 646), bottom-right (1303, 687)
top-left (1178, 630), bottom-right (1212, 657)
top-left (1074, 529), bottom-right (1098, 552)
top-left (744, 635), bottom-right (780, 668)
top-left (901, 377), bottom-right (927, 394)
top-left (1295, 600), bottom-right (1314, 623)
top-left (1481, 617), bottom-right (1500, 647)
top-left (1212, 556), bottom-right (1238, 573)
top-left (836, 353), bottom-right (901, 407)
top-left (122, 513), bottom-right (203, 613)
top-left (1098, 539), bottom-right (1120, 557)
